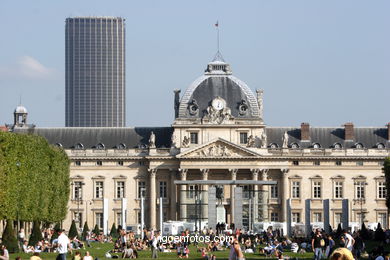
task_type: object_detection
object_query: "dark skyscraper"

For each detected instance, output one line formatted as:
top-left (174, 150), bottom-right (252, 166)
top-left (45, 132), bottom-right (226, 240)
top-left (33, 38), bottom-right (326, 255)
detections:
top-left (65, 17), bottom-right (125, 127)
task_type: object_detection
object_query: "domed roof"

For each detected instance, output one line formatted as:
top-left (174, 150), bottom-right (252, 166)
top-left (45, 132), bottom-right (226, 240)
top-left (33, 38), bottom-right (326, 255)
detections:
top-left (177, 53), bottom-right (260, 119)
top-left (14, 105), bottom-right (28, 114)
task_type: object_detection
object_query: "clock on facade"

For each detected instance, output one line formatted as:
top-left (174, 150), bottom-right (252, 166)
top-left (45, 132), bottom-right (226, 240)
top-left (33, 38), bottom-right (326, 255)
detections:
top-left (212, 97), bottom-right (226, 111)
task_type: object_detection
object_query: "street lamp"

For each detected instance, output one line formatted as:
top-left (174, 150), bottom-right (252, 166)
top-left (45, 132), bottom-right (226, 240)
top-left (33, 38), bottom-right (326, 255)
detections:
top-left (71, 181), bottom-right (85, 228)
top-left (140, 187), bottom-right (146, 239)
top-left (85, 200), bottom-right (92, 228)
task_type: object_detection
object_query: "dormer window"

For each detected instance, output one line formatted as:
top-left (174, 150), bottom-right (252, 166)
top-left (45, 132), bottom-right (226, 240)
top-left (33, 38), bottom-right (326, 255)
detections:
top-left (290, 143), bottom-right (300, 149)
top-left (75, 143), bottom-right (84, 150)
top-left (333, 143), bottom-right (342, 149)
top-left (55, 143), bottom-right (63, 148)
top-left (270, 143), bottom-right (279, 149)
top-left (355, 143), bottom-right (364, 149)
top-left (117, 143), bottom-right (126, 149)
top-left (376, 143), bottom-right (385, 149)
top-left (312, 143), bottom-right (321, 149)
top-left (96, 143), bottom-right (105, 150)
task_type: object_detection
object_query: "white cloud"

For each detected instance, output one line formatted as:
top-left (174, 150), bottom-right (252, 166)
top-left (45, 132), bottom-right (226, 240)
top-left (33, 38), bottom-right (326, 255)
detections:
top-left (0, 56), bottom-right (58, 80)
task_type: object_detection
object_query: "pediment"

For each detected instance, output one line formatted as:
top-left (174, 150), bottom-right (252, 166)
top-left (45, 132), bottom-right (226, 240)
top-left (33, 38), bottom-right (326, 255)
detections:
top-left (177, 138), bottom-right (260, 159)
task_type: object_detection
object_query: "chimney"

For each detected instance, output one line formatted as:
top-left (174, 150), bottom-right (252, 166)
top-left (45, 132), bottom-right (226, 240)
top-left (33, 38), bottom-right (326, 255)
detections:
top-left (174, 89), bottom-right (181, 118)
top-left (344, 122), bottom-right (354, 141)
top-left (301, 122), bottom-right (310, 141)
top-left (387, 122), bottom-right (390, 141)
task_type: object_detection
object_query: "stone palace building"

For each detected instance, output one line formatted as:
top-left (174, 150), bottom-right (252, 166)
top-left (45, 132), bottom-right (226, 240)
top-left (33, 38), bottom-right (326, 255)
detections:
top-left (9, 52), bottom-right (390, 232)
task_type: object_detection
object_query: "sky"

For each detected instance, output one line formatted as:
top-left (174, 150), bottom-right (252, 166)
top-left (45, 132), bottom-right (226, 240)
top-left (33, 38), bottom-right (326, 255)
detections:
top-left (0, 0), bottom-right (389, 127)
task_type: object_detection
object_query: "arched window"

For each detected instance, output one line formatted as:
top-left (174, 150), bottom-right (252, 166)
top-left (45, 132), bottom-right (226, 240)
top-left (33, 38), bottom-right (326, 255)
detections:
top-left (96, 143), bottom-right (105, 150)
top-left (355, 143), bottom-right (364, 149)
top-left (290, 143), bottom-right (300, 149)
top-left (376, 143), bottom-right (385, 149)
top-left (75, 143), bottom-right (84, 150)
top-left (312, 143), bottom-right (321, 149)
top-left (333, 143), bottom-right (342, 149)
top-left (117, 143), bottom-right (126, 149)
top-left (269, 143), bottom-right (279, 149)
top-left (55, 143), bottom-right (63, 148)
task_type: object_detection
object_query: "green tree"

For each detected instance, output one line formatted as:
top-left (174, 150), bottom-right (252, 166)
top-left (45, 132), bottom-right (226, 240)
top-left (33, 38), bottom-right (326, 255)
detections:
top-left (110, 223), bottom-right (119, 238)
top-left (93, 224), bottom-right (100, 236)
top-left (68, 220), bottom-right (79, 239)
top-left (50, 223), bottom-right (61, 242)
top-left (81, 222), bottom-right (90, 240)
top-left (1, 220), bottom-right (19, 253)
top-left (28, 220), bottom-right (43, 246)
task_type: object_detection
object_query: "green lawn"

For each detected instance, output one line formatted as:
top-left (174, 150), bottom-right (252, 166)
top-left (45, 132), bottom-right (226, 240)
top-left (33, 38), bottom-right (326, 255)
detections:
top-left (10, 243), bottom-right (314, 260)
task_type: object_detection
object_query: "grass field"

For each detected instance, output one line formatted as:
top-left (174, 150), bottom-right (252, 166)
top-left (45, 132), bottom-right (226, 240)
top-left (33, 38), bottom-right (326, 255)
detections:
top-left (10, 242), bottom-right (314, 260)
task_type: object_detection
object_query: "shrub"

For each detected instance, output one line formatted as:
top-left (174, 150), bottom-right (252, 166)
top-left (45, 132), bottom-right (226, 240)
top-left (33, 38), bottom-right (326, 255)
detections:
top-left (81, 222), bottom-right (90, 240)
top-left (68, 220), bottom-right (79, 239)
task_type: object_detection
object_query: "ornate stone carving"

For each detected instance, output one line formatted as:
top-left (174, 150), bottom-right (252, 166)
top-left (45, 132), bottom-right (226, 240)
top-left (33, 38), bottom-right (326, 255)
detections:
top-left (238, 100), bottom-right (248, 116)
top-left (260, 128), bottom-right (267, 148)
top-left (182, 136), bottom-right (190, 148)
top-left (179, 168), bottom-right (188, 180)
top-left (149, 131), bottom-right (156, 148)
top-left (256, 89), bottom-right (264, 119)
top-left (182, 140), bottom-right (258, 158)
top-left (203, 104), bottom-right (233, 124)
top-left (251, 168), bottom-right (260, 180)
top-left (201, 169), bottom-right (209, 180)
top-left (260, 169), bottom-right (269, 180)
top-left (229, 169), bottom-right (238, 180)
top-left (281, 168), bottom-right (289, 177)
top-left (282, 131), bottom-right (289, 148)
top-left (148, 168), bottom-right (157, 177)
top-left (171, 134), bottom-right (176, 148)
top-left (198, 144), bottom-right (233, 157)
top-left (247, 135), bottom-right (255, 147)
top-left (188, 99), bottom-right (199, 116)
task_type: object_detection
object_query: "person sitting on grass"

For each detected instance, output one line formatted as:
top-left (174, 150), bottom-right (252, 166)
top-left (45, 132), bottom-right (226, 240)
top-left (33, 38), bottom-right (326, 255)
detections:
top-left (122, 244), bottom-right (134, 258)
top-left (330, 247), bottom-right (354, 260)
top-left (0, 245), bottom-right (9, 260)
top-left (72, 251), bottom-right (82, 260)
top-left (30, 252), bottom-right (42, 260)
top-left (83, 251), bottom-right (93, 260)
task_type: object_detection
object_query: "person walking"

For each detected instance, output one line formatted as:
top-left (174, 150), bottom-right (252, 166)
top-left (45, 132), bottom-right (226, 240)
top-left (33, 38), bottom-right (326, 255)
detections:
top-left (353, 232), bottom-right (365, 259)
top-left (343, 229), bottom-right (355, 252)
top-left (311, 229), bottom-right (323, 260)
top-left (229, 239), bottom-right (245, 260)
top-left (56, 229), bottom-right (71, 260)
top-left (151, 235), bottom-right (158, 258)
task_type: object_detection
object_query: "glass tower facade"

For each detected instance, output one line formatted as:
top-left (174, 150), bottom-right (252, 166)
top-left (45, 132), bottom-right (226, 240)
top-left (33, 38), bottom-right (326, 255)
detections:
top-left (65, 17), bottom-right (125, 127)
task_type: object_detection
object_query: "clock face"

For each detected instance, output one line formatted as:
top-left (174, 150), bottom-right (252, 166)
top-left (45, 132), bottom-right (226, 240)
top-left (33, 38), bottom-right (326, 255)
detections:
top-left (212, 98), bottom-right (225, 110)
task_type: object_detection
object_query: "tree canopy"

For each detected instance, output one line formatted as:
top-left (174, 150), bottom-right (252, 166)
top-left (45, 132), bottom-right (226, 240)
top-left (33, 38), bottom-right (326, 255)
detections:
top-left (0, 132), bottom-right (70, 222)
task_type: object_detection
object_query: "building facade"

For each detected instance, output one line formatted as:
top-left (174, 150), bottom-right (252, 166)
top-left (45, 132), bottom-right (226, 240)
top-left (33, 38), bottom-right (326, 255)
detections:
top-left (65, 17), bottom-right (126, 127)
top-left (13, 53), bottom-right (390, 232)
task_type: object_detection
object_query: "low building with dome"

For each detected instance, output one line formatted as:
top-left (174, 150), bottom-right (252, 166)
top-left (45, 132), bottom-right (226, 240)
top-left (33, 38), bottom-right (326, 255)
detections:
top-left (9, 53), bottom-right (390, 233)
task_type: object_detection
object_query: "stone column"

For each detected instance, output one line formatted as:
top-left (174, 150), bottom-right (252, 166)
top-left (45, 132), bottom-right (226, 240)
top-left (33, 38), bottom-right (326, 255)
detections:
top-left (201, 169), bottom-right (209, 221)
top-left (251, 169), bottom-right (259, 223)
top-left (179, 169), bottom-right (187, 221)
top-left (148, 168), bottom-right (157, 229)
top-left (169, 169), bottom-right (177, 221)
top-left (281, 169), bottom-right (289, 222)
top-left (229, 169), bottom-right (238, 224)
top-left (260, 169), bottom-right (269, 222)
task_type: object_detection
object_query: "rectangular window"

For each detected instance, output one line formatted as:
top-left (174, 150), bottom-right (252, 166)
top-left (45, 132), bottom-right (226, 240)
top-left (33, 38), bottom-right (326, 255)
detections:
top-left (242, 185), bottom-right (251, 199)
top-left (95, 181), bottom-right (104, 199)
top-left (159, 181), bottom-right (167, 198)
top-left (314, 160), bottom-right (320, 166)
top-left (313, 212), bottom-right (322, 222)
top-left (190, 132), bottom-right (198, 144)
top-left (116, 181), bottom-right (125, 199)
top-left (73, 181), bottom-right (84, 200)
top-left (138, 181), bottom-right (146, 198)
top-left (293, 161), bottom-right (299, 166)
top-left (239, 132), bottom-right (248, 144)
top-left (378, 213), bottom-right (387, 228)
top-left (74, 212), bottom-right (82, 227)
top-left (334, 181), bottom-right (343, 199)
top-left (356, 213), bottom-right (365, 224)
top-left (313, 181), bottom-right (321, 198)
top-left (355, 181), bottom-right (366, 199)
top-left (356, 161), bottom-right (364, 166)
top-left (334, 213), bottom-right (342, 226)
top-left (188, 185), bottom-right (199, 199)
top-left (97, 161), bottom-right (103, 166)
top-left (96, 213), bottom-right (103, 229)
top-left (378, 181), bottom-right (387, 199)
top-left (270, 185), bottom-right (278, 199)
top-left (271, 212), bottom-right (279, 221)
top-left (117, 212), bottom-right (122, 226)
top-left (75, 161), bottom-right (81, 166)
top-left (118, 161), bottom-right (124, 166)
top-left (292, 212), bottom-right (301, 223)
top-left (336, 160), bottom-right (342, 166)
top-left (292, 181), bottom-right (300, 198)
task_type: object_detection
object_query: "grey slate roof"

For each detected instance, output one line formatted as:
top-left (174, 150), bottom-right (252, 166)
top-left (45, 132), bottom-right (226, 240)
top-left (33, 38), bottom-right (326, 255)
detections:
top-left (266, 127), bottom-right (389, 149)
top-left (12, 126), bottom-right (388, 150)
top-left (13, 127), bottom-right (173, 149)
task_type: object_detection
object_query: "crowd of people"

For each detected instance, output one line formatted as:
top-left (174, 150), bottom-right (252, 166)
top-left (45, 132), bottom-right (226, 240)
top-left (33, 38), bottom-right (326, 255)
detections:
top-left (1, 224), bottom-right (390, 259)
